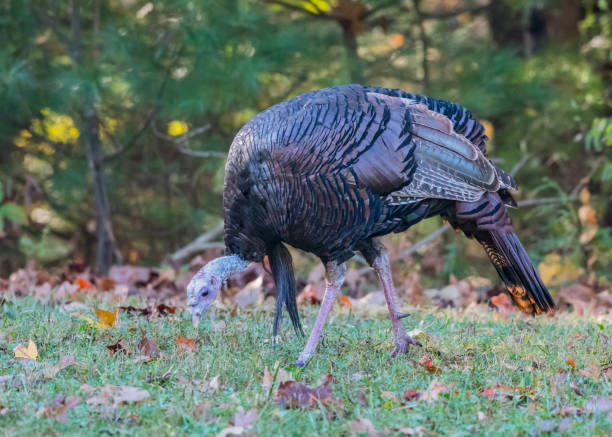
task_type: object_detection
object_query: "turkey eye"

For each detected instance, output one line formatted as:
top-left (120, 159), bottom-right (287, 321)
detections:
top-left (201, 290), bottom-right (209, 297)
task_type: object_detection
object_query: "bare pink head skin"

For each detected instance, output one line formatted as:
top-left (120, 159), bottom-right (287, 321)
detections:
top-left (187, 255), bottom-right (249, 327)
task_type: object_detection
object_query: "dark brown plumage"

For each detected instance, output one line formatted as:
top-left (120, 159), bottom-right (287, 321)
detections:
top-left (189, 84), bottom-right (554, 365)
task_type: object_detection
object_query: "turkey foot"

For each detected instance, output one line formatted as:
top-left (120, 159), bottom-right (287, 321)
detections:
top-left (296, 261), bottom-right (346, 367)
top-left (361, 239), bottom-right (420, 358)
top-left (390, 334), bottom-right (422, 357)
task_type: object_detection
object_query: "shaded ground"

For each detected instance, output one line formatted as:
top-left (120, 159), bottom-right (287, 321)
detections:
top-left (1, 296), bottom-right (611, 436)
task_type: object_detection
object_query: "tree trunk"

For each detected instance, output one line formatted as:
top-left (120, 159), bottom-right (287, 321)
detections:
top-left (340, 21), bottom-right (362, 83)
top-left (71, 0), bottom-right (120, 274)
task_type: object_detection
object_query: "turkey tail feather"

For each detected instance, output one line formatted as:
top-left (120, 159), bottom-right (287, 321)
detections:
top-left (268, 243), bottom-right (304, 337)
top-left (477, 231), bottom-right (554, 314)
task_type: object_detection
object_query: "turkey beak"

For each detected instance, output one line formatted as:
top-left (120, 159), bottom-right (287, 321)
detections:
top-left (192, 311), bottom-right (202, 328)
top-left (190, 302), bottom-right (209, 328)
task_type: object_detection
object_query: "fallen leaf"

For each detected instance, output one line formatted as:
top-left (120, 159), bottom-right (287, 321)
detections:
top-left (402, 388), bottom-right (421, 402)
top-left (408, 329), bottom-right (428, 343)
top-left (14, 339), bottom-right (38, 360)
top-left (297, 284), bottom-right (322, 305)
top-left (418, 354), bottom-right (441, 374)
top-left (107, 340), bottom-right (129, 357)
top-left (262, 361), bottom-right (292, 388)
top-left (234, 276), bottom-right (264, 307)
top-left (95, 307), bottom-right (118, 327)
top-left (352, 390), bottom-right (369, 406)
top-left (175, 334), bottom-right (197, 354)
top-left (36, 395), bottom-right (81, 422)
top-left (348, 417), bottom-right (383, 437)
top-left (74, 308), bottom-right (118, 330)
top-left (559, 405), bottom-right (584, 417)
top-left (233, 406), bottom-right (258, 428)
top-left (490, 293), bottom-right (514, 318)
top-left (275, 375), bottom-right (342, 408)
top-left (157, 303), bottom-right (176, 315)
top-left (97, 277), bottom-right (116, 291)
top-left (161, 365), bottom-right (174, 379)
top-left (481, 385), bottom-right (534, 399)
top-left (43, 355), bottom-right (75, 378)
top-left (216, 426), bottom-right (245, 437)
top-left (566, 357), bottom-right (575, 370)
top-left (585, 396), bottom-right (612, 415)
top-left (138, 328), bottom-right (159, 359)
top-left (578, 364), bottom-right (600, 380)
top-left (76, 277), bottom-right (95, 290)
top-left (421, 379), bottom-right (452, 401)
top-left (84, 384), bottom-right (149, 408)
top-left (337, 295), bottom-right (351, 309)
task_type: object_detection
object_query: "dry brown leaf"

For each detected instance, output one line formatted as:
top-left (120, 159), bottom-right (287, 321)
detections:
top-left (490, 293), bottom-right (514, 318)
top-left (297, 284), bottom-right (322, 305)
top-left (84, 384), bottom-right (149, 408)
top-left (233, 406), bottom-right (258, 428)
top-left (107, 340), bottom-right (129, 357)
top-left (175, 334), bottom-right (197, 354)
top-left (348, 417), bottom-right (383, 437)
top-left (421, 379), bottom-right (452, 401)
top-left (43, 355), bottom-right (75, 379)
top-left (578, 364), bottom-right (601, 380)
top-left (234, 276), bottom-right (264, 307)
top-left (275, 375), bottom-right (342, 408)
top-left (13, 339), bottom-right (38, 360)
top-left (138, 328), bottom-right (159, 359)
top-left (559, 405), bottom-right (585, 417)
top-left (402, 388), bottom-right (421, 402)
top-left (36, 395), bottom-right (81, 422)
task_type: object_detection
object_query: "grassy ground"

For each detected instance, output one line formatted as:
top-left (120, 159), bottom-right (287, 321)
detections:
top-left (0, 296), bottom-right (611, 436)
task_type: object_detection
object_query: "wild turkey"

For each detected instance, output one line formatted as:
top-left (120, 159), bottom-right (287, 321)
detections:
top-left (187, 84), bottom-right (554, 366)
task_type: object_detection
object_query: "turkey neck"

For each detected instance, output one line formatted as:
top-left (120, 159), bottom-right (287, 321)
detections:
top-left (196, 255), bottom-right (250, 282)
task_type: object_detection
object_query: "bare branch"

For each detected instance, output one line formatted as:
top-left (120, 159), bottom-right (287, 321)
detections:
top-left (420, 3), bottom-right (490, 20)
top-left (152, 122), bottom-right (226, 158)
top-left (510, 153), bottom-right (531, 177)
top-left (169, 222), bottom-right (225, 262)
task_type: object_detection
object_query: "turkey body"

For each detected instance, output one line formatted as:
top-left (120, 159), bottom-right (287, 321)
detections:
top-left (225, 84), bottom-right (509, 262)
top-left (223, 84), bottom-right (553, 331)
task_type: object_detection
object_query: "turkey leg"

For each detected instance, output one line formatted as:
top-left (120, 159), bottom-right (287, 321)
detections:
top-left (361, 239), bottom-right (421, 356)
top-left (296, 261), bottom-right (346, 367)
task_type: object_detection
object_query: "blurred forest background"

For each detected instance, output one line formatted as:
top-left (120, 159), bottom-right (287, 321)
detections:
top-left (1, 0), bottom-right (611, 297)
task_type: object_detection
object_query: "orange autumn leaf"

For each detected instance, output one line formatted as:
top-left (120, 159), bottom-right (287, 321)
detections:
top-left (76, 276), bottom-right (95, 290)
top-left (337, 295), bottom-right (351, 309)
top-left (175, 334), bottom-right (197, 353)
top-left (566, 357), bottom-right (576, 370)
top-left (418, 354), bottom-right (441, 374)
top-left (14, 339), bottom-right (38, 360)
top-left (481, 385), bottom-right (534, 398)
top-left (94, 308), bottom-right (118, 328)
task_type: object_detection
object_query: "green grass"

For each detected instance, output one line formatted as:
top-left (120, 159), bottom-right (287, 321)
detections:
top-left (1, 296), bottom-right (611, 436)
